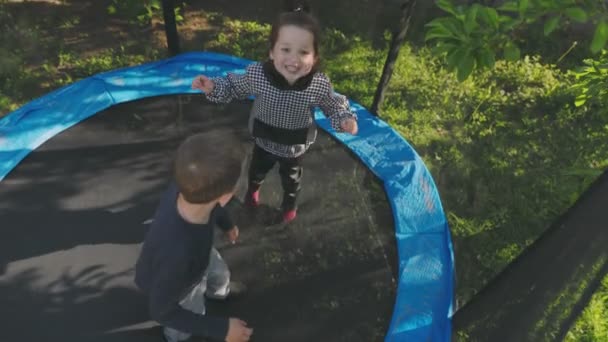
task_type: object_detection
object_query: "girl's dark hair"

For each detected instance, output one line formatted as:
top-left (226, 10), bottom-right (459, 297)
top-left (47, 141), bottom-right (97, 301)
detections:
top-left (270, 0), bottom-right (321, 57)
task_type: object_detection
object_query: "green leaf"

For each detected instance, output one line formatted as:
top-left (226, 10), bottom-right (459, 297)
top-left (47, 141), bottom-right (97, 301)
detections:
top-left (504, 42), bottom-right (521, 61)
top-left (519, 0), bottom-right (529, 14)
top-left (425, 23), bottom-right (459, 41)
top-left (574, 94), bottom-right (588, 107)
top-left (446, 46), bottom-right (469, 71)
top-left (436, 0), bottom-right (462, 19)
top-left (426, 17), bottom-right (467, 40)
top-left (476, 48), bottom-right (496, 69)
top-left (564, 7), bottom-right (588, 23)
top-left (479, 7), bottom-right (499, 30)
top-left (591, 21), bottom-right (608, 54)
top-left (543, 16), bottom-right (560, 36)
top-left (464, 4), bottom-right (480, 34)
top-left (501, 16), bottom-right (522, 31)
top-left (498, 1), bottom-right (518, 12)
top-left (457, 50), bottom-right (475, 81)
top-left (433, 41), bottom-right (459, 55)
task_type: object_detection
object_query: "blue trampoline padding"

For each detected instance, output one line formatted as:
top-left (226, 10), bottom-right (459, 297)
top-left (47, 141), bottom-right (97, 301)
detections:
top-left (0, 51), bottom-right (455, 341)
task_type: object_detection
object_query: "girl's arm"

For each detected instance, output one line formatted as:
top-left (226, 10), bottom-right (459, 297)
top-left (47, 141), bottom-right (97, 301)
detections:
top-left (194, 64), bottom-right (256, 104)
top-left (317, 75), bottom-right (358, 133)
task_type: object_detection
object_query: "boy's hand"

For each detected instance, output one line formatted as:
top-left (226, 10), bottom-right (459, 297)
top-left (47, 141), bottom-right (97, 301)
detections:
top-left (227, 226), bottom-right (239, 244)
top-left (191, 75), bottom-right (215, 93)
top-left (340, 118), bottom-right (358, 135)
top-left (226, 318), bottom-right (253, 342)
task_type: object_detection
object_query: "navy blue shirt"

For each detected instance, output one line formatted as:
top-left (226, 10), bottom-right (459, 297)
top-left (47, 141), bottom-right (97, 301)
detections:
top-left (135, 183), bottom-right (234, 340)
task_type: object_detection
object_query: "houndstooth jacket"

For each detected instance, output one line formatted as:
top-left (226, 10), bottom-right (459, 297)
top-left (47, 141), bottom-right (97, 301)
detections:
top-left (205, 61), bottom-right (356, 158)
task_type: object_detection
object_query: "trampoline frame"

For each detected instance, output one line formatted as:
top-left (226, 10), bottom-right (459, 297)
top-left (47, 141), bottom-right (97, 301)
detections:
top-left (0, 52), bottom-right (455, 341)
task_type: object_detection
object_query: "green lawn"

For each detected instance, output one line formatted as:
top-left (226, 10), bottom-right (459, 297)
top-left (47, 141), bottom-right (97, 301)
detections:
top-left (1, 1), bottom-right (607, 340)
top-left (565, 274), bottom-right (608, 342)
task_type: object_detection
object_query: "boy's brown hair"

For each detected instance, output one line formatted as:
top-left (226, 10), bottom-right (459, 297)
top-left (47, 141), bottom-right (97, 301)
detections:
top-left (174, 132), bottom-right (244, 204)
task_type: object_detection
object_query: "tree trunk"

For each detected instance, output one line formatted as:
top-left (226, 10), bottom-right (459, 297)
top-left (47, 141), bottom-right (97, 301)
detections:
top-left (162, 0), bottom-right (180, 56)
top-left (370, 0), bottom-right (416, 116)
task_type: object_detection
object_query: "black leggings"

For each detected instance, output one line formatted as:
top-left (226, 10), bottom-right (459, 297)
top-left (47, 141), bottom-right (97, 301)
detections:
top-left (248, 144), bottom-right (303, 210)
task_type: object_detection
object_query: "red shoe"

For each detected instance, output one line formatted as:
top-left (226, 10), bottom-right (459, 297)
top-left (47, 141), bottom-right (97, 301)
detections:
top-left (282, 209), bottom-right (297, 223)
top-left (245, 190), bottom-right (260, 207)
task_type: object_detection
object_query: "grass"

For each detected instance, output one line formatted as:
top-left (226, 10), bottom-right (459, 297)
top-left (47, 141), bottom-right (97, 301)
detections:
top-left (1, 0), bottom-right (607, 339)
top-left (566, 273), bottom-right (608, 342)
top-left (0, 0), bottom-right (163, 116)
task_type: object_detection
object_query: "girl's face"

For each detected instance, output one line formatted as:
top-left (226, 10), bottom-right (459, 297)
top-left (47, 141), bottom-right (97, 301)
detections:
top-left (269, 25), bottom-right (317, 85)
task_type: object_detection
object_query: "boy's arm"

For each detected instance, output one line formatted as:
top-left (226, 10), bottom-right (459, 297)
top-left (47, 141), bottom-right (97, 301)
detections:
top-left (204, 64), bottom-right (255, 104)
top-left (215, 205), bottom-right (235, 232)
top-left (149, 258), bottom-right (229, 340)
top-left (316, 74), bottom-right (357, 132)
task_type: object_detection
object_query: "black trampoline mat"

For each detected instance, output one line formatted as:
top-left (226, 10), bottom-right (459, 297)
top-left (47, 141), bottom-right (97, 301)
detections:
top-left (0, 95), bottom-right (397, 342)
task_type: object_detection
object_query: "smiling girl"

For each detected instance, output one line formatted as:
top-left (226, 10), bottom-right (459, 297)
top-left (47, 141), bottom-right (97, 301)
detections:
top-left (191, 1), bottom-right (358, 224)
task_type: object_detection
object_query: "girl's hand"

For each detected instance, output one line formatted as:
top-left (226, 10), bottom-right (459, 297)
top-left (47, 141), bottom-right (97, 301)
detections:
top-left (191, 75), bottom-right (215, 93)
top-left (340, 118), bottom-right (358, 135)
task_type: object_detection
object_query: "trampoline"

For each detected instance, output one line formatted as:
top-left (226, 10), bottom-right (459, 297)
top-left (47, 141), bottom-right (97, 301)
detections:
top-left (0, 52), bottom-right (454, 342)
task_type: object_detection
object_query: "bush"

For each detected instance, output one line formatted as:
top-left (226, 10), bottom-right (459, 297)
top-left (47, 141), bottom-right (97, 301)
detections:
top-left (379, 49), bottom-right (604, 302)
top-left (107, 0), bottom-right (184, 27)
top-left (204, 17), bottom-right (271, 60)
top-left (0, 3), bottom-right (43, 114)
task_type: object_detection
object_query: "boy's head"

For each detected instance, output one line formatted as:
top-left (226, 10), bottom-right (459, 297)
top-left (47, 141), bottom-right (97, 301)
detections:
top-left (174, 132), bottom-right (244, 205)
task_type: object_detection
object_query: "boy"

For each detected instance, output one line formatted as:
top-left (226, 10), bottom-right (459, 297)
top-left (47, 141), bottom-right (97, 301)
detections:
top-left (135, 133), bottom-right (253, 342)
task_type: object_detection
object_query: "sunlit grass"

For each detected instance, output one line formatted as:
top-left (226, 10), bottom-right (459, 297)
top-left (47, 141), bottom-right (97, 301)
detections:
top-left (1, 2), bottom-right (607, 338)
top-left (565, 273), bottom-right (608, 342)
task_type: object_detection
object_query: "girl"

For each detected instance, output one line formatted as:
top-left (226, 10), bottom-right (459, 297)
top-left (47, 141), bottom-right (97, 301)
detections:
top-left (191, 2), bottom-right (358, 224)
